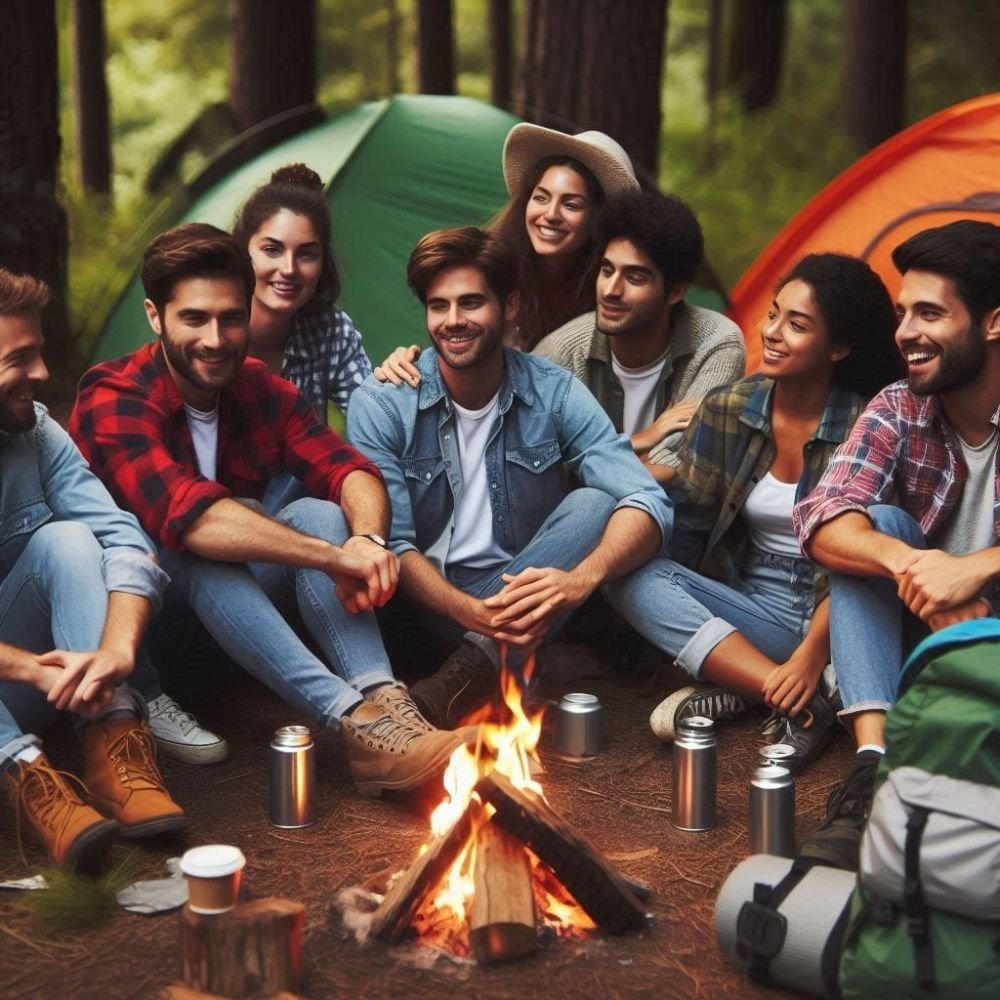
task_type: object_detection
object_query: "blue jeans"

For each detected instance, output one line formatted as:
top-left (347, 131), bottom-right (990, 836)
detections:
top-left (828, 505), bottom-right (929, 716)
top-left (604, 549), bottom-right (815, 678)
top-left (159, 498), bottom-right (393, 728)
top-left (380, 488), bottom-right (618, 669)
top-left (0, 523), bottom-right (138, 772)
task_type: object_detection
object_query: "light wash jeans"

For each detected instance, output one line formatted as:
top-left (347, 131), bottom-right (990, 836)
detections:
top-left (604, 548), bottom-right (815, 678)
top-left (379, 488), bottom-right (618, 670)
top-left (0, 523), bottom-right (139, 773)
top-left (158, 497), bottom-right (393, 729)
top-left (828, 504), bottom-right (929, 716)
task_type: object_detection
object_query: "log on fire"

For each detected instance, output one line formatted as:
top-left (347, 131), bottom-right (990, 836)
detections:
top-left (469, 821), bottom-right (537, 963)
top-left (476, 772), bottom-right (649, 933)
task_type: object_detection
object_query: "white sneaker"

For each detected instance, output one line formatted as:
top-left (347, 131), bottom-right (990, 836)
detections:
top-left (146, 694), bottom-right (229, 765)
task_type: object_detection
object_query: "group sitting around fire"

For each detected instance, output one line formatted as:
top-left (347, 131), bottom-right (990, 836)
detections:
top-left (2, 123), bottom-right (999, 885)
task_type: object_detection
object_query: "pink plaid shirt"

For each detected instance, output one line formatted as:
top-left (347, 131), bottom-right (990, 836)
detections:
top-left (794, 380), bottom-right (1000, 551)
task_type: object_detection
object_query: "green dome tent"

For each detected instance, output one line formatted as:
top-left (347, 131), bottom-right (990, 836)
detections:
top-left (93, 95), bottom-right (727, 388)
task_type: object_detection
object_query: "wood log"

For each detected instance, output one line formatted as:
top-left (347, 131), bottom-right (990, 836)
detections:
top-left (179, 897), bottom-right (304, 998)
top-left (370, 798), bottom-right (480, 943)
top-left (469, 821), bottom-right (538, 963)
top-left (476, 772), bottom-right (649, 933)
top-left (162, 987), bottom-right (304, 1000)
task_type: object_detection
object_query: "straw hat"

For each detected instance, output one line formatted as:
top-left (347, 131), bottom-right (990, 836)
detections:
top-left (502, 123), bottom-right (640, 198)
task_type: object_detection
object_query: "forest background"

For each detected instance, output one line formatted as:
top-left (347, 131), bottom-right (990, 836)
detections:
top-left (5, 0), bottom-right (1000, 386)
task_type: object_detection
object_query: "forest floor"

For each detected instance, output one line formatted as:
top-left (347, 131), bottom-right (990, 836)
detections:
top-left (0, 632), bottom-right (853, 1000)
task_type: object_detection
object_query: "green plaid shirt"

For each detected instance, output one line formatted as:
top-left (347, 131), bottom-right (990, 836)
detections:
top-left (672, 374), bottom-right (865, 602)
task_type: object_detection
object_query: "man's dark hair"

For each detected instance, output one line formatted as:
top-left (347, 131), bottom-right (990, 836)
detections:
top-left (0, 267), bottom-right (50, 315)
top-left (142, 223), bottom-right (255, 314)
top-left (779, 253), bottom-right (905, 399)
top-left (407, 226), bottom-right (519, 305)
top-left (596, 190), bottom-right (704, 290)
top-left (892, 220), bottom-right (1000, 328)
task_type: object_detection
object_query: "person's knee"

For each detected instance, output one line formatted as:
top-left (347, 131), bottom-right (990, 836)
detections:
top-left (559, 487), bottom-right (617, 522)
top-left (867, 504), bottom-right (926, 546)
top-left (28, 521), bottom-right (102, 568)
top-left (279, 498), bottom-right (349, 544)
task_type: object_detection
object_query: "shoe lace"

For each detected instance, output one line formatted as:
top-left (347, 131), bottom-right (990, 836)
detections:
top-left (824, 757), bottom-right (878, 821)
top-left (687, 687), bottom-right (746, 720)
top-left (152, 697), bottom-right (197, 735)
top-left (10, 763), bottom-right (89, 865)
top-left (374, 686), bottom-right (433, 732)
top-left (106, 727), bottom-right (167, 791)
top-left (770, 708), bottom-right (816, 750)
top-left (357, 712), bottom-right (423, 755)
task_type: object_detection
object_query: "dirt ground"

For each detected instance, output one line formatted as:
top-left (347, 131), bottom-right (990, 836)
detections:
top-left (0, 634), bottom-right (854, 1000)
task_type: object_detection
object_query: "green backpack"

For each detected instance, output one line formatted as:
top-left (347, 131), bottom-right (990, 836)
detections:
top-left (839, 618), bottom-right (1000, 997)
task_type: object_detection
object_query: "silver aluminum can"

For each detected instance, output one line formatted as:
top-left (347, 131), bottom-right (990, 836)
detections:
top-left (555, 693), bottom-right (603, 757)
top-left (759, 743), bottom-right (797, 769)
top-left (672, 716), bottom-right (717, 831)
top-left (269, 725), bottom-right (316, 829)
top-left (749, 764), bottom-right (795, 857)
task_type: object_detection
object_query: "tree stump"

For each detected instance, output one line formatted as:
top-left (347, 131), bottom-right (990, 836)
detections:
top-left (180, 897), bottom-right (304, 998)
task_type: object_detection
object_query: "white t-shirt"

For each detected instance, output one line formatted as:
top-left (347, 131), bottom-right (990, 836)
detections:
top-left (446, 393), bottom-right (512, 570)
top-left (742, 472), bottom-right (802, 558)
top-left (184, 402), bottom-right (219, 481)
top-left (611, 350), bottom-right (669, 437)
top-left (937, 428), bottom-right (998, 555)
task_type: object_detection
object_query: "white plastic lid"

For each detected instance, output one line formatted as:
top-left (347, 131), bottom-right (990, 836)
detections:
top-left (180, 844), bottom-right (246, 878)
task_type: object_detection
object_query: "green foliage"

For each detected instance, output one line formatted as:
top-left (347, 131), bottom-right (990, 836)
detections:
top-left (23, 851), bottom-right (141, 933)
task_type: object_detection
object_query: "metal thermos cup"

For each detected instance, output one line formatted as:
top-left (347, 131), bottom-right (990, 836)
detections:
top-left (555, 693), bottom-right (603, 757)
top-left (672, 716), bottom-right (717, 831)
top-left (759, 743), bottom-right (797, 770)
top-left (749, 764), bottom-right (795, 857)
top-left (269, 725), bottom-right (316, 829)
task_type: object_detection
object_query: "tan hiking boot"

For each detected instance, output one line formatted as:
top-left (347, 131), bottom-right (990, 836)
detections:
top-left (366, 682), bottom-right (435, 733)
top-left (82, 717), bottom-right (187, 836)
top-left (3, 754), bottom-right (119, 873)
top-left (341, 701), bottom-right (477, 797)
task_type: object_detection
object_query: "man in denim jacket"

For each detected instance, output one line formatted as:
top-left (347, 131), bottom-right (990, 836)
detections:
top-left (349, 227), bottom-right (672, 726)
top-left (0, 268), bottom-right (183, 873)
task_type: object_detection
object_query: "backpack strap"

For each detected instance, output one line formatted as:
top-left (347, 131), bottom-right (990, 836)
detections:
top-left (736, 856), bottom-right (818, 984)
top-left (903, 806), bottom-right (936, 991)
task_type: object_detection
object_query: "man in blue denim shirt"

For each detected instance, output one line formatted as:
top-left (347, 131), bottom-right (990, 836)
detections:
top-left (349, 227), bottom-right (672, 726)
top-left (0, 268), bottom-right (183, 873)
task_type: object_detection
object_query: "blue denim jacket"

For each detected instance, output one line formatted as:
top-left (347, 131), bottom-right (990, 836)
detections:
top-left (0, 404), bottom-right (168, 605)
top-left (348, 348), bottom-right (673, 561)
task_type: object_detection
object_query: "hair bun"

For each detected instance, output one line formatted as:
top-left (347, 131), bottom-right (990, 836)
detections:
top-left (270, 163), bottom-right (323, 191)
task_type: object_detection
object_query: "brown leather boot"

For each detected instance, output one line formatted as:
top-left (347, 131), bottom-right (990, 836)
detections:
top-left (81, 717), bottom-right (187, 836)
top-left (3, 754), bottom-right (119, 874)
top-left (341, 701), bottom-right (477, 797)
top-left (409, 641), bottom-right (499, 728)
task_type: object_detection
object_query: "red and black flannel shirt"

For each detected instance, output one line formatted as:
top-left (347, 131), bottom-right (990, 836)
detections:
top-left (70, 341), bottom-right (382, 551)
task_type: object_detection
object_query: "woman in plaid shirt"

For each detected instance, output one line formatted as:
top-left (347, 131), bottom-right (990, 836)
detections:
top-left (605, 254), bottom-right (904, 773)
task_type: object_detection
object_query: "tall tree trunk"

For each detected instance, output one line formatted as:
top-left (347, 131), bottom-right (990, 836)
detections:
top-left (385, 0), bottom-right (401, 94)
top-left (0, 2), bottom-right (71, 361)
top-left (728, 0), bottom-right (786, 112)
top-left (841, 0), bottom-right (907, 151)
top-left (229, 0), bottom-right (316, 131)
top-left (416, 0), bottom-right (455, 95)
top-left (517, 0), bottom-right (668, 177)
top-left (489, 0), bottom-right (512, 109)
top-left (71, 0), bottom-right (112, 197)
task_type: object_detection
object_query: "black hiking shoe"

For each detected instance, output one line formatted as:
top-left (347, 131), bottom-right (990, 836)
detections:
top-left (649, 684), bottom-right (749, 742)
top-left (762, 690), bottom-right (836, 775)
top-left (800, 750), bottom-right (882, 871)
top-left (409, 641), bottom-right (498, 729)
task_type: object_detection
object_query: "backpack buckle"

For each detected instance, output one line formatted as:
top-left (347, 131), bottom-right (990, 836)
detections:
top-left (736, 900), bottom-right (788, 979)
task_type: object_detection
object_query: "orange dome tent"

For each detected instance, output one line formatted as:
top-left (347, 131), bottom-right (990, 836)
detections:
top-left (729, 93), bottom-right (1000, 371)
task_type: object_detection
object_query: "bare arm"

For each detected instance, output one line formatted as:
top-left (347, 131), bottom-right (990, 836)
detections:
top-left (806, 511), bottom-right (914, 579)
top-left (761, 596), bottom-right (831, 715)
top-left (338, 468), bottom-right (390, 537)
top-left (398, 550), bottom-right (501, 639)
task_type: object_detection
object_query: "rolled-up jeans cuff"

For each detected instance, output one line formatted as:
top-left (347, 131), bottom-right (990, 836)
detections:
top-left (837, 699), bottom-right (892, 718)
top-left (675, 617), bottom-right (738, 678)
top-left (0, 734), bottom-right (43, 774)
top-left (324, 667), bottom-right (394, 729)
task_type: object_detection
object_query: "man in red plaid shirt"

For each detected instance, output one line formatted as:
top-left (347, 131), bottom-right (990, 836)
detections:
top-left (71, 224), bottom-right (472, 797)
top-left (792, 219), bottom-right (1000, 870)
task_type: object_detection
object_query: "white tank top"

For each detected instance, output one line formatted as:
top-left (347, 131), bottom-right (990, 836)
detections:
top-left (742, 472), bottom-right (802, 558)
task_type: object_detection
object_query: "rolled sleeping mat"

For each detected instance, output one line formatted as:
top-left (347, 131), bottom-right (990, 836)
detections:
top-left (714, 855), bottom-right (856, 999)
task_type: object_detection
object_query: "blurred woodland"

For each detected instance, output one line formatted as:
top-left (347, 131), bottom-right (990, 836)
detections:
top-left (1, 0), bottom-right (999, 380)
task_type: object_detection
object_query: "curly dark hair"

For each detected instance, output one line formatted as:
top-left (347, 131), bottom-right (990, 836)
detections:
top-left (232, 163), bottom-right (340, 313)
top-left (597, 190), bottom-right (703, 289)
top-left (778, 253), bottom-right (905, 399)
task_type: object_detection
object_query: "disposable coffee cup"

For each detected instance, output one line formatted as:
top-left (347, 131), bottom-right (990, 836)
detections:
top-left (180, 845), bottom-right (246, 915)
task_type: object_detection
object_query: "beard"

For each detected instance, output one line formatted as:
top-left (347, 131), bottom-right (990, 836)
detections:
top-left (0, 391), bottom-right (38, 434)
top-left (160, 322), bottom-right (246, 398)
top-left (908, 330), bottom-right (986, 396)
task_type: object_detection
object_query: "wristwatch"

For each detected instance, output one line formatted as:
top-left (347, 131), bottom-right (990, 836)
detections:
top-left (352, 533), bottom-right (388, 549)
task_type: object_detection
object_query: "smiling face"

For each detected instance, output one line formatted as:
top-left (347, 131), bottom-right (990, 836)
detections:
top-left (595, 238), bottom-right (674, 338)
top-left (144, 275), bottom-right (250, 409)
top-left (247, 209), bottom-right (323, 319)
top-left (0, 311), bottom-right (48, 433)
top-left (760, 279), bottom-right (847, 383)
top-left (895, 269), bottom-right (986, 396)
top-left (523, 164), bottom-right (593, 259)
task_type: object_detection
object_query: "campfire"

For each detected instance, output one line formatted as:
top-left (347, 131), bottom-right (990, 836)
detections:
top-left (364, 657), bottom-right (650, 964)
